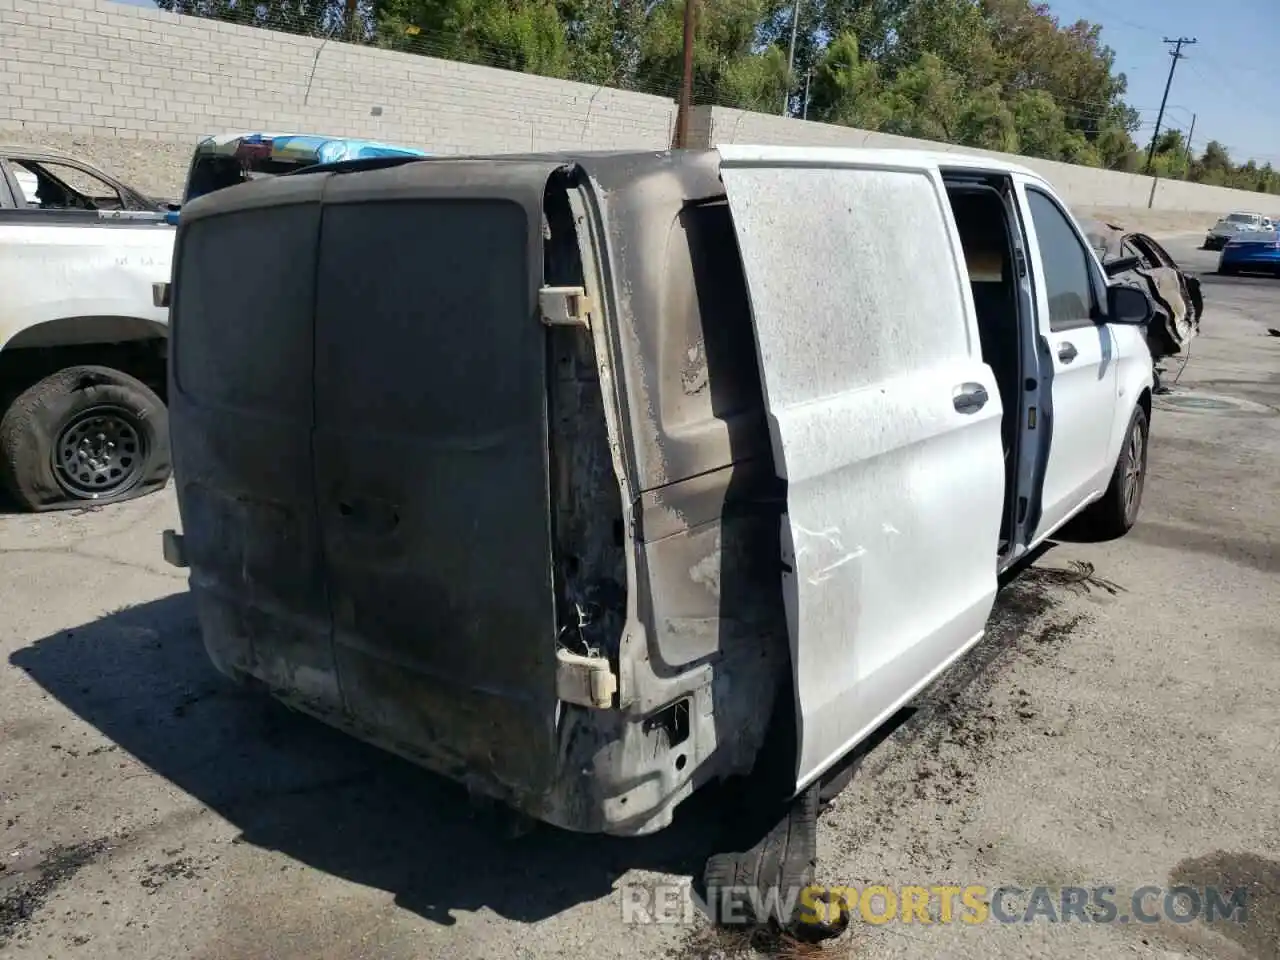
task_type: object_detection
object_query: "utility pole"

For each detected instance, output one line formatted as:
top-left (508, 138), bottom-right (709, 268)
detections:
top-left (1145, 37), bottom-right (1197, 175)
top-left (1183, 112), bottom-right (1197, 172)
top-left (802, 70), bottom-right (812, 120)
top-left (782, 0), bottom-right (801, 115)
top-left (673, 0), bottom-right (696, 148)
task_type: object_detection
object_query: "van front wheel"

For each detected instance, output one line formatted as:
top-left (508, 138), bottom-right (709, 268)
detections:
top-left (1081, 403), bottom-right (1149, 539)
top-left (0, 365), bottom-right (171, 512)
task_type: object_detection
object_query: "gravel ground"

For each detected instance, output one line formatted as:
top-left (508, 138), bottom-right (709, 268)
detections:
top-left (0, 239), bottom-right (1277, 960)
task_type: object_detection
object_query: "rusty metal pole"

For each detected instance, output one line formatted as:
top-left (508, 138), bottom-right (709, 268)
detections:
top-left (673, 0), bottom-right (696, 148)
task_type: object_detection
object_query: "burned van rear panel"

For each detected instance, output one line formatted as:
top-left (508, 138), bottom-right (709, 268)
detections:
top-left (575, 157), bottom-right (781, 683)
top-left (169, 151), bottom-right (790, 836)
top-left (169, 176), bottom-right (340, 711)
top-left (313, 162), bottom-right (565, 799)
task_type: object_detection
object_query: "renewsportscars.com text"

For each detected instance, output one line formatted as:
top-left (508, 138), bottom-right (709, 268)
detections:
top-left (620, 883), bottom-right (1249, 928)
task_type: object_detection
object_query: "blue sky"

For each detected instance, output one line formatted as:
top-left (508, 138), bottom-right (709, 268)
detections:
top-left (1046, 0), bottom-right (1279, 165)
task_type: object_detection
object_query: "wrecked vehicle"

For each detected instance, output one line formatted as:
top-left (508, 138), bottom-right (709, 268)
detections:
top-left (0, 146), bottom-right (173, 511)
top-left (165, 132), bottom-right (429, 225)
top-left (1203, 211), bottom-right (1271, 250)
top-left (160, 146), bottom-right (1157, 925)
top-left (1084, 220), bottom-right (1202, 383)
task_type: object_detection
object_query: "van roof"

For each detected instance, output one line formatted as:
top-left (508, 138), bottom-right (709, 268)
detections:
top-left (714, 143), bottom-right (1047, 182)
top-left (180, 145), bottom-right (1057, 228)
top-left (301, 143), bottom-right (1053, 184)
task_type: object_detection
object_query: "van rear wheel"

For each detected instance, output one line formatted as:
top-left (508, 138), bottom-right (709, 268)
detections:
top-left (0, 365), bottom-right (171, 512)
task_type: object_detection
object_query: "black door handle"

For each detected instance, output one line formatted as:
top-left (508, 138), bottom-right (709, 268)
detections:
top-left (953, 383), bottom-right (989, 414)
top-left (1058, 342), bottom-right (1078, 363)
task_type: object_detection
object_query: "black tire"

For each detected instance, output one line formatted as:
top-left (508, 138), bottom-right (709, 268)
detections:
top-left (702, 784), bottom-right (824, 930)
top-left (0, 365), bottom-right (171, 512)
top-left (698, 670), bottom-right (843, 938)
top-left (1080, 403), bottom-right (1149, 539)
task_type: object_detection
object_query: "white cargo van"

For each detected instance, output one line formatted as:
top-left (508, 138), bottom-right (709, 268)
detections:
top-left (161, 145), bottom-right (1156, 929)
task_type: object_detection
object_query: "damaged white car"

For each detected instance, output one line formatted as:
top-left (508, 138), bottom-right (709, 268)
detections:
top-left (159, 145), bottom-right (1158, 930)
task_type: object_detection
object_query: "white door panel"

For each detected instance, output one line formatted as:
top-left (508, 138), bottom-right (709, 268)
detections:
top-left (1016, 182), bottom-right (1118, 539)
top-left (718, 147), bottom-right (1006, 791)
top-left (1041, 321), bottom-right (1116, 518)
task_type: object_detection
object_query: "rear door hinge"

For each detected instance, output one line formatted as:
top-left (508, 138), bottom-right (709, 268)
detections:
top-left (555, 648), bottom-right (617, 708)
top-left (540, 285), bottom-right (592, 328)
top-left (1014, 249), bottom-right (1028, 278)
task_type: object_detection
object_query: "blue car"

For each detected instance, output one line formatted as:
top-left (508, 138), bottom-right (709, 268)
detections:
top-left (1219, 231), bottom-right (1280, 276)
top-left (165, 132), bottom-right (429, 225)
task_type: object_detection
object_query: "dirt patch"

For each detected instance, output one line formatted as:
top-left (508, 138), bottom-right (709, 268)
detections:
top-left (672, 922), bottom-right (862, 959)
top-left (1155, 390), bottom-right (1277, 418)
top-left (1073, 207), bottom-right (1216, 236)
top-left (0, 837), bottom-right (113, 946)
top-left (138, 851), bottom-right (215, 894)
top-left (1171, 851), bottom-right (1280, 960)
top-left (827, 558), bottom-right (1122, 867)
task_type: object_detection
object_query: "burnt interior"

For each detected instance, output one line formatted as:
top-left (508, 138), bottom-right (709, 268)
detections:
top-left (542, 171), bottom-right (627, 663)
top-left (537, 163), bottom-right (792, 826)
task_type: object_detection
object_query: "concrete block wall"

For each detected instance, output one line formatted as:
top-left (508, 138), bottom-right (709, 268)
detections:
top-left (0, 0), bottom-right (1273, 220)
top-left (0, 0), bottom-right (676, 194)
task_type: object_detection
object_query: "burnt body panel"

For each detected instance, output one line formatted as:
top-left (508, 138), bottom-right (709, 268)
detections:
top-left (1084, 220), bottom-right (1200, 358)
top-left (313, 163), bottom-right (564, 802)
top-left (551, 154), bottom-right (786, 833)
top-left (169, 150), bottom-right (788, 836)
top-left (570, 156), bottom-right (780, 680)
top-left (168, 176), bottom-right (340, 711)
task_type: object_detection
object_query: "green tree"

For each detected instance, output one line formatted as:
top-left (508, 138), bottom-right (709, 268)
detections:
top-left (807, 31), bottom-right (890, 128)
top-left (1010, 89), bottom-right (1068, 159)
top-left (955, 83), bottom-right (1017, 152)
top-left (878, 53), bottom-right (963, 142)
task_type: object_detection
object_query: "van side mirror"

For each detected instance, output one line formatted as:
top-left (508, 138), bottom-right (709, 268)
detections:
top-left (1107, 284), bottom-right (1153, 325)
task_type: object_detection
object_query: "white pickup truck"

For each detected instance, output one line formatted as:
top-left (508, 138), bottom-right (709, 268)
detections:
top-left (162, 145), bottom-right (1158, 933)
top-left (0, 146), bottom-right (174, 511)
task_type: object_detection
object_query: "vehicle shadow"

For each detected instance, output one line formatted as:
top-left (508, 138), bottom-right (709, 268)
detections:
top-left (7, 548), bottom-right (1085, 932)
top-left (8, 591), bottom-right (723, 927)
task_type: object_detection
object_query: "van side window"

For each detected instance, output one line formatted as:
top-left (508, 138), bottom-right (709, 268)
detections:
top-left (1027, 189), bottom-right (1097, 331)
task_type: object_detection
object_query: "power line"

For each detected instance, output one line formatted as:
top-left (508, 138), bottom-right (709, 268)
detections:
top-left (1144, 36), bottom-right (1196, 175)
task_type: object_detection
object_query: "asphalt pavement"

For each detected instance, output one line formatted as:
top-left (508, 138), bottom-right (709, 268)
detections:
top-left (0, 234), bottom-right (1276, 960)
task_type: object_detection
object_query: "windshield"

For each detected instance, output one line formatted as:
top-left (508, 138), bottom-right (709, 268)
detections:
top-left (1226, 213), bottom-right (1258, 224)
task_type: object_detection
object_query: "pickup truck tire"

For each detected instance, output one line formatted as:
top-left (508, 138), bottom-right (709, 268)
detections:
top-left (1080, 403), bottom-right (1149, 539)
top-left (0, 365), bottom-right (170, 512)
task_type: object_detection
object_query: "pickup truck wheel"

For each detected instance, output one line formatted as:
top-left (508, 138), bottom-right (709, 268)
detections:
top-left (0, 366), bottom-right (171, 512)
top-left (1080, 404), bottom-right (1148, 539)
